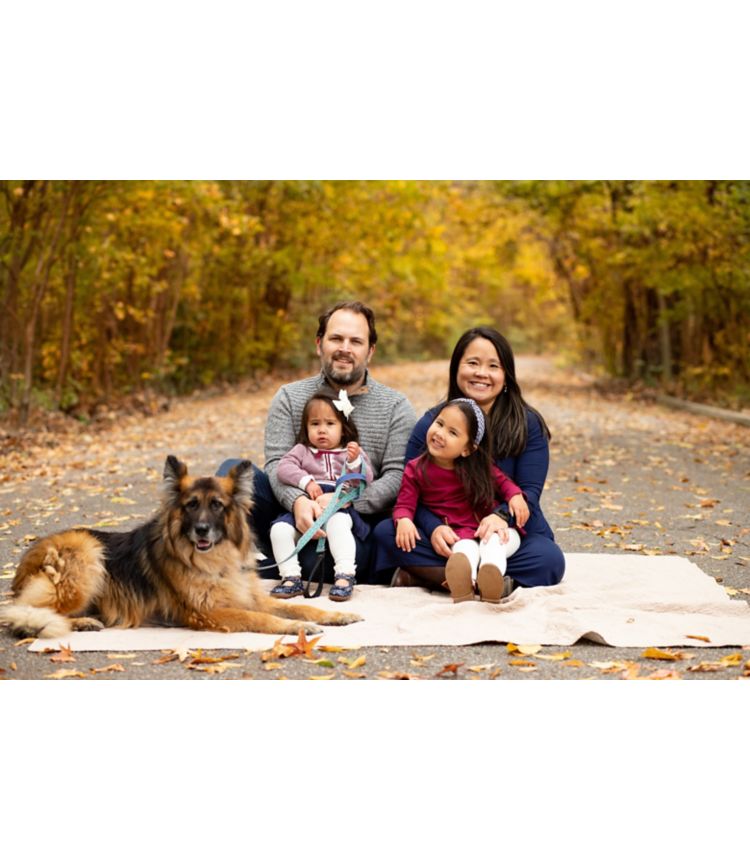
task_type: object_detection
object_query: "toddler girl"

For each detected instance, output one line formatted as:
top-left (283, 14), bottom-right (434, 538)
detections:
top-left (394, 398), bottom-right (529, 603)
top-left (270, 390), bottom-right (373, 602)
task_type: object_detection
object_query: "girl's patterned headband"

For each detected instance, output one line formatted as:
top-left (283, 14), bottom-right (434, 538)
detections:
top-left (450, 398), bottom-right (485, 446)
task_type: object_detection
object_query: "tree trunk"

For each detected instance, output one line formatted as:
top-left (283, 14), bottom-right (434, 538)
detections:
top-left (656, 290), bottom-right (672, 384)
top-left (55, 250), bottom-right (77, 406)
top-left (19, 184), bottom-right (73, 423)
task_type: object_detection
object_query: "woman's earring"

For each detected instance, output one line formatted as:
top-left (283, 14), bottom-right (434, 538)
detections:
top-left (503, 385), bottom-right (508, 393)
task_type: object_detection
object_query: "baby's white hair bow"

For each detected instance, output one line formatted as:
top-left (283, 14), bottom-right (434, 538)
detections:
top-left (332, 389), bottom-right (354, 419)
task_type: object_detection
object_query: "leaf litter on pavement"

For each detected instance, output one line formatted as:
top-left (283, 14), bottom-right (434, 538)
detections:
top-left (2, 358), bottom-right (750, 680)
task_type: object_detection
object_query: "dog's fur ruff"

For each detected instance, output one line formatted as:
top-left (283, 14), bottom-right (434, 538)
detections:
top-left (0, 456), bottom-right (361, 639)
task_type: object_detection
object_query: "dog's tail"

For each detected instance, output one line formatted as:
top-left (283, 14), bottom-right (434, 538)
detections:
top-left (0, 603), bottom-right (72, 639)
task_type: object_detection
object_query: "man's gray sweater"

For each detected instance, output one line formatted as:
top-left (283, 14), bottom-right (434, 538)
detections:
top-left (264, 372), bottom-right (416, 516)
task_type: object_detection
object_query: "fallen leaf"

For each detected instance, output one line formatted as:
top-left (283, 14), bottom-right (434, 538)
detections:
top-left (719, 653), bottom-right (743, 666)
top-left (308, 673), bottom-right (336, 680)
top-left (338, 655), bottom-right (366, 669)
top-left (45, 669), bottom-right (86, 679)
top-left (14, 637), bottom-right (36, 647)
top-left (561, 659), bottom-right (585, 668)
top-left (509, 659), bottom-right (537, 667)
top-left (516, 666), bottom-right (539, 673)
top-left (646, 669), bottom-right (682, 680)
top-left (188, 652), bottom-right (241, 664)
top-left (307, 658), bottom-right (335, 667)
top-left (188, 662), bottom-right (242, 674)
top-left (507, 643), bottom-right (542, 655)
top-left (261, 631), bottom-right (322, 661)
top-left (90, 663), bottom-right (125, 674)
top-left (686, 635), bottom-right (711, 643)
top-left (50, 645), bottom-right (76, 663)
top-left (436, 663), bottom-right (464, 677)
top-left (535, 651), bottom-right (573, 662)
top-left (377, 671), bottom-right (423, 680)
top-left (318, 645), bottom-right (351, 652)
top-left (641, 648), bottom-right (686, 662)
top-left (621, 662), bottom-right (642, 680)
top-left (410, 652), bottom-right (437, 666)
top-left (468, 664), bottom-right (496, 673)
top-left (342, 671), bottom-right (367, 679)
top-left (687, 662), bottom-right (724, 673)
top-left (107, 652), bottom-right (138, 659)
top-left (264, 662), bottom-right (283, 671)
top-left (152, 652), bottom-right (179, 664)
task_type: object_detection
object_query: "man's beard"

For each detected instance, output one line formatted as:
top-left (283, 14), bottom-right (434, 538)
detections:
top-left (323, 353), bottom-right (367, 386)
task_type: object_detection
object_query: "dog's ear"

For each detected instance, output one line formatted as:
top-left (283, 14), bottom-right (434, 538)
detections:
top-left (227, 459), bottom-right (254, 510)
top-left (163, 455), bottom-right (188, 499)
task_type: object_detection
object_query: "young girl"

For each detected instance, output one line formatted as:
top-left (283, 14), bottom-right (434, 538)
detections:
top-left (270, 390), bottom-right (373, 602)
top-left (394, 398), bottom-right (529, 603)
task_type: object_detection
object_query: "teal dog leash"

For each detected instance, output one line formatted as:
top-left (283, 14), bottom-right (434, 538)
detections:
top-left (257, 472), bottom-right (368, 598)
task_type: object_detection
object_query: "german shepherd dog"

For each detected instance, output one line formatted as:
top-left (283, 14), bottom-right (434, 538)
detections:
top-left (0, 456), bottom-right (361, 639)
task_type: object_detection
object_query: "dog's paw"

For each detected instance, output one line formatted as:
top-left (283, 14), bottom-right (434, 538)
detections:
top-left (70, 616), bottom-right (104, 632)
top-left (289, 622), bottom-right (323, 634)
top-left (328, 612), bottom-right (363, 626)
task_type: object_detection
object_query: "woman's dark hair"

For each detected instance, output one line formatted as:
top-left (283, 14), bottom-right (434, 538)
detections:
top-left (297, 392), bottom-right (360, 447)
top-left (447, 327), bottom-right (550, 460)
top-left (422, 399), bottom-right (496, 517)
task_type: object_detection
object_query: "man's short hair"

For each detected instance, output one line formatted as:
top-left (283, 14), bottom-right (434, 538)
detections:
top-left (317, 301), bottom-right (378, 347)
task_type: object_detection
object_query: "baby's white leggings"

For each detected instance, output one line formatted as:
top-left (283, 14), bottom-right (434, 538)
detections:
top-left (270, 512), bottom-right (356, 579)
top-left (452, 530), bottom-right (521, 582)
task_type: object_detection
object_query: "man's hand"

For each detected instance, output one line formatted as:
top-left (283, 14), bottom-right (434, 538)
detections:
top-left (293, 496), bottom-right (325, 538)
top-left (508, 493), bottom-right (530, 528)
top-left (396, 518), bottom-right (420, 552)
top-left (430, 524), bottom-right (459, 558)
top-left (306, 480), bottom-right (323, 500)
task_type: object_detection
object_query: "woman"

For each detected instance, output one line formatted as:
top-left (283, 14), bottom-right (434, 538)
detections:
top-left (373, 327), bottom-right (565, 591)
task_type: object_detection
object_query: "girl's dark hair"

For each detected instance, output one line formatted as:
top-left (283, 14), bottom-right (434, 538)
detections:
top-left (447, 327), bottom-right (550, 460)
top-left (422, 399), bottom-right (496, 517)
top-left (297, 392), bottom-right (359, 447)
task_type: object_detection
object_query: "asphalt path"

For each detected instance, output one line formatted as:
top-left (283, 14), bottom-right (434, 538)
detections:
top-left (1, 357), bottom-right (749, 681)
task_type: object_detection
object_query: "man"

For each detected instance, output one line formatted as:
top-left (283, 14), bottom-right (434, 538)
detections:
top-left (233, 300), bottom-right (416, 587)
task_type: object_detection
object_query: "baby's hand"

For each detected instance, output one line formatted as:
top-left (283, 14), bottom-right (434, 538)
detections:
top-left (396, 518), bottom-right (420, 552)
top-left (307, 480), bottom-right (323, 500)
top-left (509, 493), bottom-right (530, 528)
top-left (346, 441), bottom-right (361, 462)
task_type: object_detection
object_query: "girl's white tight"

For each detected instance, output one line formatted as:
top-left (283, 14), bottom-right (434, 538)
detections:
top-left (452, 530), bottom-right (521, 582)
top-left (270, 512), bottom-right (356, 579)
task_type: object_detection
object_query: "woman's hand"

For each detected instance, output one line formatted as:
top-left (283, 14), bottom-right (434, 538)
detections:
top-left (430, 524), bottom-right (459, 558)
top-left (508, 493), bottom-right (530, 528)
top-left (396, 518), bottom-right (420, 552)
top-left (475, 513), bottom-right (510, 543)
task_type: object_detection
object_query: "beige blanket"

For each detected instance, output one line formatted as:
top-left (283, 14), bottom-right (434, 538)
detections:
top-left (28, 553), bottom-right (750, 652)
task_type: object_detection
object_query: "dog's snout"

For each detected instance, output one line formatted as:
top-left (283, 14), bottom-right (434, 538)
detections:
top-left (194, 523), bottom-right (210, 537)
